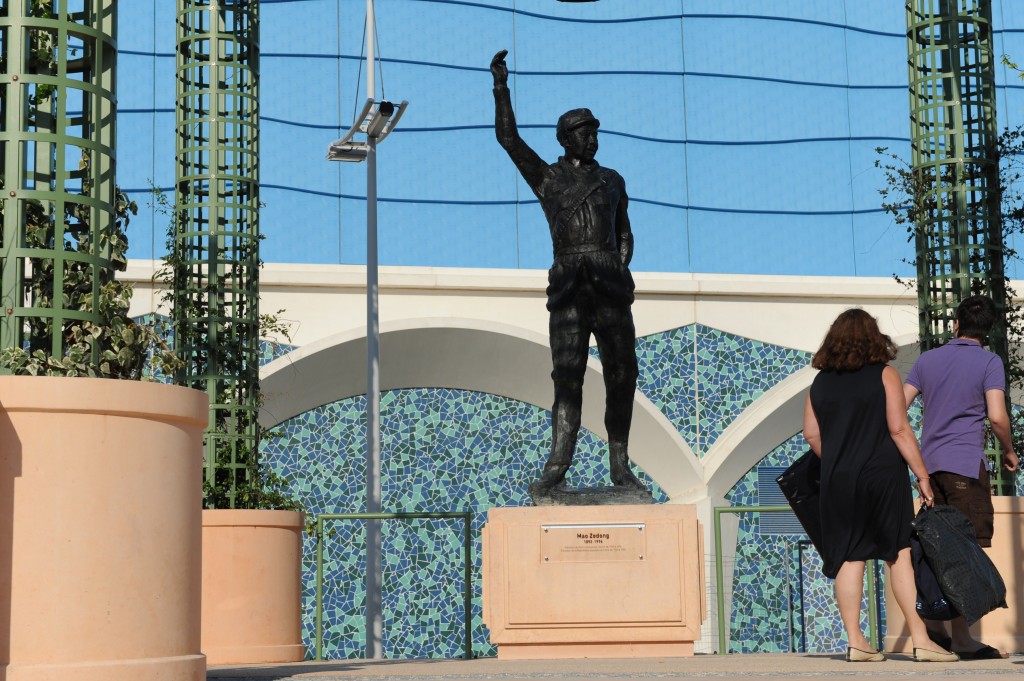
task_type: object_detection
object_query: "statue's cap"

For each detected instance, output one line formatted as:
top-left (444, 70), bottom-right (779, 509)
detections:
top-left (556, 108), bottom-right (600, 140)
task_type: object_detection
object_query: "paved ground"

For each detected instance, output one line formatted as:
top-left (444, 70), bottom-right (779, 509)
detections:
top-left (208, 653), bottom-right (1023, 681)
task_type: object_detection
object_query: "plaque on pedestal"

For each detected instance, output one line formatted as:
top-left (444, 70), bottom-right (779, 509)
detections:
top-left (481, 504), bottom-right (705, 659)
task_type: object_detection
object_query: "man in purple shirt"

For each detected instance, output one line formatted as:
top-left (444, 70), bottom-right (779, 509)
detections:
top-left (904, 295), bottom-right (1018, 659)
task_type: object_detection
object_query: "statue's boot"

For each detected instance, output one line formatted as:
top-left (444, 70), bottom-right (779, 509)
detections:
top-left (528, 461), bottom-right (569, 497)
top-left (609, 442), bottom-right (646, 490)
top-left (533, 380), bottom-right (579, 498)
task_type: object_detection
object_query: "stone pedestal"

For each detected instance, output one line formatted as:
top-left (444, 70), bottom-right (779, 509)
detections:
top-left (481, 504), bottom-right (705, 659)
top-left (884, 496), bottom-right (1024, 654)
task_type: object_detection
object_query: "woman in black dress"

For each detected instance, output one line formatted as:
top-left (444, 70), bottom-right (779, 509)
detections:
top-left (802, 309), bottom-right (956, 663)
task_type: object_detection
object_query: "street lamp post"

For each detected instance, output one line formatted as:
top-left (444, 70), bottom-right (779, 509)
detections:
top-left (325, 0), bottom-right (406, 659)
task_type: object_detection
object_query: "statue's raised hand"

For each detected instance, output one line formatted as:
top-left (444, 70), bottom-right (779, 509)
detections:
top-left (490, 49), bottom-right (509, 87)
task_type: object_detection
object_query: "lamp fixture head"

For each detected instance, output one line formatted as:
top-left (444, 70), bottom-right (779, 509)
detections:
top-left (365, 101), bottom-right (396, 138)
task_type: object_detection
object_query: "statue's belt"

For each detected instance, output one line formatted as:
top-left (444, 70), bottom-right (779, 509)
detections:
top-left (554, 244), bottom-right (617, 257)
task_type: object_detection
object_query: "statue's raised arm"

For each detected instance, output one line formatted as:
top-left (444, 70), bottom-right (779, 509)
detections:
top-left (491, 49), bottom-right (545, 189)
top-left (490, 49), bottom-right (509, 88)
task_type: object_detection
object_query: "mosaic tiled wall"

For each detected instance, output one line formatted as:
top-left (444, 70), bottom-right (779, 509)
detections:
top-left (259, 323), bottom-right (822, 658)
top-left (628, 324), bottom-right (809, 455)
top-left (691, 326), bottom-right (810, 453)
top-left (1011, 406), bottom-right (1024, 497)
top-left (262, 389), bottom-right (666, 658)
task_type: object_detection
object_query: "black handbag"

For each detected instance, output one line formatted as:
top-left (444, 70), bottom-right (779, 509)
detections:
top-left (775, 449), bottom-right (824, 553)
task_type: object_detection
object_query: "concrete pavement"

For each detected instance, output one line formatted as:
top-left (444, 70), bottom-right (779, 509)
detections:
top-left (208, 653), bottom-right (1023, 681)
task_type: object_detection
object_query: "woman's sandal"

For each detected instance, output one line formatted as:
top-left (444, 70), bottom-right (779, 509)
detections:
top-left (913, 647), bottom-right (959, 663)
top-left (846, 646), bottom-right (885, 662)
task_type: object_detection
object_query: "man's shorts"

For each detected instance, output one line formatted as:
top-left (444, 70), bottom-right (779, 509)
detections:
top-left (931, 460), bottom-right (994, 548)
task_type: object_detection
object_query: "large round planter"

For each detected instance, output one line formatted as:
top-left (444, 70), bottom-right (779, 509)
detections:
top-left (202, 509), bottom-right (305, 665)
top-left (0, 376), bottom-right (208, 681)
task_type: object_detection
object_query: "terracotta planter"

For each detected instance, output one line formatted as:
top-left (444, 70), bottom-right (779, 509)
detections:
top-left (201, 509), bottom-right (305, 664)
top-left (0, 376), bottom-right (208, 681)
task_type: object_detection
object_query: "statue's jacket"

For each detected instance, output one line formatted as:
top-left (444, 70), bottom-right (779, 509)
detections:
top-left (494, 85), bottom-right (635, 311)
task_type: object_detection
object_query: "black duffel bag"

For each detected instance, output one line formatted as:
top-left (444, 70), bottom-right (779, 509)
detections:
top-left (911, 504), bottom-right (1007, 626)
top-left (911, 534), bottom-right (957, 621)
top-left (775, 449), bottom-right (824, 554)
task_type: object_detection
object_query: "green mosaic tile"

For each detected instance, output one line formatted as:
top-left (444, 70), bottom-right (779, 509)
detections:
top-left (695, 325), bottom-right (811, 454)
top-left (633, 325), bottom-right (699, 452)
top-left (621, 325), bottom-right (810, 457)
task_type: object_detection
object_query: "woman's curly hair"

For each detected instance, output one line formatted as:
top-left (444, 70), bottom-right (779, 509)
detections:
top-left (812, 308), bottom-right (897, 372)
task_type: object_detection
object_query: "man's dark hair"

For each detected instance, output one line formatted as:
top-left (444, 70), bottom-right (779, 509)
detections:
top-left (956, 295), bottom-right (998, 340)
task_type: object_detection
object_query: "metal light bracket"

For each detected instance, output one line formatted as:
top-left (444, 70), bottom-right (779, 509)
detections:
top-left (326, 98), bottom-right (408, 162)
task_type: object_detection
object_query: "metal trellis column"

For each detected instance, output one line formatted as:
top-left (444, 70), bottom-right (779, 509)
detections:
top-left (905, 0), bottom-right (1007, 354)
top-left (175, 0), bottom-right (261, 506)
top-left (0, 0), bottom-right (118, 365)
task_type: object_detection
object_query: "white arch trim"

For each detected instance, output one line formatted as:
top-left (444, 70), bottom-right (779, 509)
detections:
top-left (258, 317), bottom-right (703, 498)
top-left (702, 367), bottom-right (816, 500)
top-left (702, 333), bottom-right (923, 500)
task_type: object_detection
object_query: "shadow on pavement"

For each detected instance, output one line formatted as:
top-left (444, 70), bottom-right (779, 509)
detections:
top-left (208, 658), bottom-right (457, 680)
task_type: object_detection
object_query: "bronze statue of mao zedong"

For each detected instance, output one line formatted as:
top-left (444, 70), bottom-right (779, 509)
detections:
top-left (490, 49), bottom-right (649, 502)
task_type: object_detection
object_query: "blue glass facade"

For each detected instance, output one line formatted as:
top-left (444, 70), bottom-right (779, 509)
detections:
top-left (118, 1), bottom-right (1024, 276)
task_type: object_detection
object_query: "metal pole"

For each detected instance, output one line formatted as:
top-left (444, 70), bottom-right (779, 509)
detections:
top-left (366, 0), bottom-right (375, 99)
top-left (365, 132), bottom-right (383, 660)
top-left (316, 516), bottom-right (325, 661)
top-left (463, 514), bottom-right (473, 659)
top-left (714, 508), bottom-right (726, 655)
top-left (784, 539), bottom-right (793, 653)
top-left (364, 0), bottom-right (383, 660)
top-left (866, 560), bottom-right (879, 650)
top-left (798, 540), bottom-right (808, 653)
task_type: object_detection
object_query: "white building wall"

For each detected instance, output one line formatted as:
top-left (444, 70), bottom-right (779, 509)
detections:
top-left (125, 261), bottom-right (928, 506)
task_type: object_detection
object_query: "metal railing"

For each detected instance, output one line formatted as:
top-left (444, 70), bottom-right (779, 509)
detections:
top-left (713, 505), bottom-right (881, 655)
top-left (313, 511), bottom-right (474, 660)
